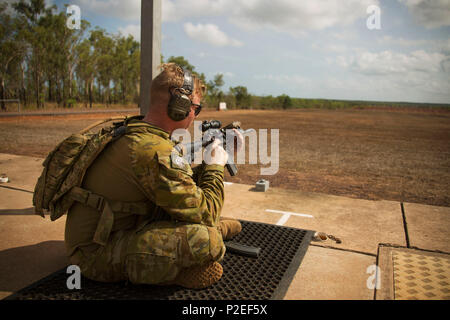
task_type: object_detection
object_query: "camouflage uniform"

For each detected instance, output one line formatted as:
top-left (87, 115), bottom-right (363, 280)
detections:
top-left (65, 119), bottom-right (226, 284)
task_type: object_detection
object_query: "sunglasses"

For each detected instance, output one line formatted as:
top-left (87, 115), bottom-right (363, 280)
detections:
top-left (191, 103), bottom-right (202, 116)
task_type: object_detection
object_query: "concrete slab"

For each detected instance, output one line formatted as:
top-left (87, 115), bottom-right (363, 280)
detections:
top-left (403, 202), bottom-right (450, 253)
top-left (0, 153), bottom-right (43, 192)
top-left (222, 183), bottom-right (406, 255)
top-left (284, 245), bottom-right (376, 300)
top-left (0, 188), bottom-right (68, 300)
top-left (4, 153), bottom-right (447, 301)
top-left (0, 153), bottom-right (407, 255)
top-left (0, 187), bottom-right (34, 214)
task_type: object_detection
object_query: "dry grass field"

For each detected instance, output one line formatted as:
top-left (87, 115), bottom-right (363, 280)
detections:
top-left (0, 108), bottom-right (449, 207)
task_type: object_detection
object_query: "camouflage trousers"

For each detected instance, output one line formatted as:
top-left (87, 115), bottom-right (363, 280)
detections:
top-left (69, 220), bottom-right (226, 284)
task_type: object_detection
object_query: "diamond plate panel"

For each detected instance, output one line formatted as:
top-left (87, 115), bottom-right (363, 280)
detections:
top-left (393, 250), bottom-right (450, 300)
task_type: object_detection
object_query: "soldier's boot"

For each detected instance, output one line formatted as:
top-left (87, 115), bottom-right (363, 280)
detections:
top-left (218, 218), bottom-right (242, 240)
top-left (173, 261), bottom-right (223, 289)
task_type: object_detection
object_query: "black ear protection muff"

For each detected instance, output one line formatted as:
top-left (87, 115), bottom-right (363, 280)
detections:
top-left (167, 68), bottom-right (195, 121)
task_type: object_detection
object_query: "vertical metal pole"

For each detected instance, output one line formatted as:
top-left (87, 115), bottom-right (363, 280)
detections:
top-left (140, 0), bottom-right (162, 116)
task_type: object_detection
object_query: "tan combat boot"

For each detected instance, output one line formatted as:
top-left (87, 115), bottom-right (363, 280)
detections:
top-left (218, 218), bottom-right (242, 240)
top-left (173, 261), bottom-right (223, 289)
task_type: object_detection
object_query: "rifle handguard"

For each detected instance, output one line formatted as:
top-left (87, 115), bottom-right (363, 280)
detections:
top-left (226, 163), bottom-right (238, 176)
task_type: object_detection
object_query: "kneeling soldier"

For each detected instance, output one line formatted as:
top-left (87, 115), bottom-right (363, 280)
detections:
top-left (64, 63), bottom-right (242, 288)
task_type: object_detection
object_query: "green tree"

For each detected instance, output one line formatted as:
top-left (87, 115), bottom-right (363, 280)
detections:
top-left (112, 35), bottom-right (140, 104)
top-left (76, 38), bottom-right (96, 108)
top-left (277, 94), bottom-right (293, 109)
top-left (39, 9), bottom-right (88, 107)
top-left (222, 92), bottom-right (236, 109)
top-left (259, 95), bottom-right (275, 109)
top-left (207, 74), bottom-right (224, 97)
top-left (0, 3), bottom-right (26, 110)
top-left (13, 0), bottom-right (55, 108)
top-left (90, 28), bottom-right (115, 106)
top-left (204, 73), bottom-right (225, 108)
top-left (230, 86), bottom-right (252, 109)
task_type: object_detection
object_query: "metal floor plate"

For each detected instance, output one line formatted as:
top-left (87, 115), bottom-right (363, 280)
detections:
top-left (6, 220), bottom-right (314, 300)
top-left (376, 245), bottom-right (450, 300)
top-left (393, 250), bottom-right (450, 300)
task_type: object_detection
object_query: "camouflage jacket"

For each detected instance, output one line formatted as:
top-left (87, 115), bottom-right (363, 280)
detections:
top-left (128, 120), bottom-right (225, 226)
top-left (64, 119), bottom-right (225, 256)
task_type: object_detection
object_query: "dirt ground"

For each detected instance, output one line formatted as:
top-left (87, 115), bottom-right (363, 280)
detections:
top-left (0, 108), bottom-right (449, 207)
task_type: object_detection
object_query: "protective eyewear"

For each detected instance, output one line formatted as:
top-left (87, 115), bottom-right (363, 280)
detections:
top-left (192, 103), bottom-right (202, 116)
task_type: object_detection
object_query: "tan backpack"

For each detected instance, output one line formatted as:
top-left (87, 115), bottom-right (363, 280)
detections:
top-left (32, 115), bottom-right (157, 246)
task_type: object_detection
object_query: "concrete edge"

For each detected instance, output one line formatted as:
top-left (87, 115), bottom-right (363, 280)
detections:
top-left (375, 245), bottom-right (394, 300)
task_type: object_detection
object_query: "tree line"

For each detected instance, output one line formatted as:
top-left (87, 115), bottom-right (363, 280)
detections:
top-left (2, 1), bottom-right (446, 112)
top-left (0, 0), bottom-right (288, 112)
top-left (0, 0), bottom-right (140, 110)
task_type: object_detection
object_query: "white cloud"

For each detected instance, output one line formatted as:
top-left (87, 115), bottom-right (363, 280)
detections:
top-left (164, 0), bottom-right (380, 36)
top-left (377, 36), bottom-right (450, 55)
top-left (60, 1), bottom-right (450, 37)
top-left (337, 50), bottom-right (447, 75)
top-left (75, 0), bottom-right (225, 23)
top-left (254, 74), bottom-right (309, 87)
top-left (398, 0), bottom-right (450, 29)
top-left (312, 42), bottom-right (359, 53)
top-left (163, 0), bottom-right (227, 22)
top-left (118, 24), bottom-right (140, 41)
top-left (3, 0), bottom-right (55, 15)
top-left (72, 0), bottom-right (225, 23)
top-left (117, 25), bottom-right (171, 43)
top-left (229, 0), bottom-right (379, 35)
top-left (333, 49), bottom-right (450, 100)
top-left (73, 0), bottom-right (140, 21)
top-left (196, 52), bottom-right (208, 58)
top-left (378, 35), bottom-right (430, 47)
top-left (71, 0), bottom-right (381, 35)
top-left (183, 23), bottom-right (243, 47)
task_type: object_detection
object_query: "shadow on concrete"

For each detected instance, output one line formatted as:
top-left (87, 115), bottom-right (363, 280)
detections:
top-left (0, 240), bottom-right (69, 295)
top-left (0, 207), bottom-right (36, 215)
top-left (248, 187), bottom-right (261, 192)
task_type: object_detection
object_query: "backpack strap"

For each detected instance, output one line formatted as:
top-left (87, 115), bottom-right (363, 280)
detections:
top-left (68, 186), bottom-right (154, 246)
top-left (79, 116), bottom-right (128, 134)
top-left (78, 115), bottom-right (144, 135)
top-left (64, 115), bottom-right (149, 246)
top-left (110, 115), bottom-right (146, 142)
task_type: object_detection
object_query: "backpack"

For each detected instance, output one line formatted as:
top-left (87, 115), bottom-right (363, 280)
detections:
top-left (33, 115), bottom-right (144, 221)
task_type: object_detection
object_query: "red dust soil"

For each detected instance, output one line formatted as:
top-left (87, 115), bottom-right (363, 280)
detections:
top-left (0, 108), bottom-right (449, 207)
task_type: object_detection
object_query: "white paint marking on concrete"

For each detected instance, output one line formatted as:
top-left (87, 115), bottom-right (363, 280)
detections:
top-left (266, 209), bottom-right (314, 218)
top-left (276, 214), bottom-right (291, 226)
top-left (266, 209), bottom-right (314, 226)
top-left (224, 182), bottom-right (233, 185)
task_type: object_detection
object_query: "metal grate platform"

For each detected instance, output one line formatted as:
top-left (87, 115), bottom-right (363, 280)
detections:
top-left (6, 220), bottom-right (314, 300)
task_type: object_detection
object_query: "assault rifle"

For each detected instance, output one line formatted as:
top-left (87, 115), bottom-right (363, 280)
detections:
top-left (180, 120), bottom-right (250, 176)
top-left (181, 121), bottom-right (262, 259)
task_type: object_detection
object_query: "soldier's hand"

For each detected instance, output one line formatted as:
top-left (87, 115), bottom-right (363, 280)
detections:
top-left (204, 139), bottom-right (229, 166)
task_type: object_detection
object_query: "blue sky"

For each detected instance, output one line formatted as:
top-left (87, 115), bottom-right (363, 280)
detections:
top-left (23, 0), bottom-right (450, 103)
